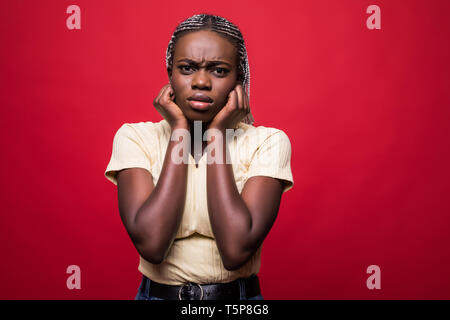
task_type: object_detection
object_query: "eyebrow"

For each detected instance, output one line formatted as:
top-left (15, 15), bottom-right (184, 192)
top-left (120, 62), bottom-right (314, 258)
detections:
top-left (176, 58), bottom-right (232, 68)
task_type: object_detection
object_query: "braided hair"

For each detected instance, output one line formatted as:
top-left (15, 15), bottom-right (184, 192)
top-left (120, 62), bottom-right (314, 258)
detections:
top-left (165, 14), bottom-right (254, 125)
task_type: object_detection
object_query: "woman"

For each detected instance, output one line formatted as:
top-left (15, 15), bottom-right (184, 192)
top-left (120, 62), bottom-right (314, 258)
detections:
top-left (104, 13), bottom-right (294, 300)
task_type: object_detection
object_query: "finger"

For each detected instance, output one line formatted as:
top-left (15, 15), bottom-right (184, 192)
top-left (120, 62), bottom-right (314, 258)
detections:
top-left (227, 89), bottom-right (238, 110)
top-left (161, 84), bottom-right (171, 99)
top-left (241, 87), bottom-right (249, 118)
top-left (235, 84), bottom-right (244, 111)
top-left (167, 85), bottom-right (175, 100)
top-left (154, 84), bottom-right (169, 105)
top-left (162, 84), bottom-right (172, 100)
top-left (161, 85), bottom-right (176, 105)
top-left (168, 86), bottom-right (178, 104)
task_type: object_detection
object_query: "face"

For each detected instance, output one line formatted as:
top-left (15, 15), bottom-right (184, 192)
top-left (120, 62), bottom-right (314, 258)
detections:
top-left (169, 30), bottom-right (239, 123)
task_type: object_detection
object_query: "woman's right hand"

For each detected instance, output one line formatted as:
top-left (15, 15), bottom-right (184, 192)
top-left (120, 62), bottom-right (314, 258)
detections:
top-left (153, 84), bottom-right (188, 128)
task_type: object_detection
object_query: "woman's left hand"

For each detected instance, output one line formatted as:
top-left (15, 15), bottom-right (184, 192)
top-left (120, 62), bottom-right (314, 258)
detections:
top-left (208, 84), bottom-right (250, 130)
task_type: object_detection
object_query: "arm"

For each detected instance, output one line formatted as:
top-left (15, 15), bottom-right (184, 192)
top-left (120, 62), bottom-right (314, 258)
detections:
top-left (206, 128), bottom-right (284, 271)
top-left (117, 122), bottom-right (189, 264)
top-left (206, 84), bottom-right (283, 270)
top-left (116, 84), bottom-right (190, 264)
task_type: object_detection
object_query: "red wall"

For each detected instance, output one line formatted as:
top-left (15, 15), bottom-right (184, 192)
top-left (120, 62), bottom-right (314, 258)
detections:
top-left (1, 0), bottom-right (449, 299)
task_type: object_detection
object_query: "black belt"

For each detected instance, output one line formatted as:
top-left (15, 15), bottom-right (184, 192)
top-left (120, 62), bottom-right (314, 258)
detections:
top-left (143, 274), bottom-right (261, 300)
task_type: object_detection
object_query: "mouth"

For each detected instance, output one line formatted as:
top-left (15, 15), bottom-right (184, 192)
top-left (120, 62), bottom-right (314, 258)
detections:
top-left (187, 93), bottom-right (214, 111)
top-left (187, 100), bottom-right (213, 111)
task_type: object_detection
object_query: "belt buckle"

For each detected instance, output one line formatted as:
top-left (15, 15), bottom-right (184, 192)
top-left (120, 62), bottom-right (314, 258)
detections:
top-left (178, 282), bottom-right (204, 300)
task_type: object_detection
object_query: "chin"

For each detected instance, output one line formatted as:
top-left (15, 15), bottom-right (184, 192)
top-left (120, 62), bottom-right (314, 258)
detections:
top-left (183, 110), bottom-right (214, 123)
top-left (182, 105), bottom-right (219, 123)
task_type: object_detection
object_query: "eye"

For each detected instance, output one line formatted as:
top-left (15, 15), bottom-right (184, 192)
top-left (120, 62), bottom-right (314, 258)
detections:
top-left (178, 65), bottom-right (194, 73)
top-left (213, 67), bottom-right (229, 76)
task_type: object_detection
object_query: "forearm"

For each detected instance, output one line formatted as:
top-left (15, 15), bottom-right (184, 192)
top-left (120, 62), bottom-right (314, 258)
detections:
top-left (134, 122), bottom-right (189, 263)
top-left (206, 128), bottom-right (254, 270)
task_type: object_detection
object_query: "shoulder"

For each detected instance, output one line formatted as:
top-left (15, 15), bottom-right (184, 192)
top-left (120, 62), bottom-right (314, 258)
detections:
top-left (110, 119), bottom-right (171, 161)
top-left (112, 119), bottom-right (171, 148)
top-left (239, 122), bottom-right (294, 192)
top-left (105, 121), bottom-right (169, 186)
top-left (234, 122), bottom-right (291, 147)
top-left (115, 119), bottom-right (170, 139)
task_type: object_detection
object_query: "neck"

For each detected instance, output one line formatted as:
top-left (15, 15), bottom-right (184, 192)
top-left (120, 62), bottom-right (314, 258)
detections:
top-left (188, 120), bottom-right (210, 134)
top-left (188, 120), bottom-right (209, 158)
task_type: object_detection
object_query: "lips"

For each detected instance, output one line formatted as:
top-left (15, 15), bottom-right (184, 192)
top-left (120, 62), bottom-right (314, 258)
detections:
top-left (187, 93), bottom-right (213, 111)
top-left (187, 93), bottom-right (213, 103)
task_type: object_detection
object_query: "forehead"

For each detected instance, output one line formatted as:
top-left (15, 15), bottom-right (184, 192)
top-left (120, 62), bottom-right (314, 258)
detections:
top-left (173, 30), bottom-right (237, 64)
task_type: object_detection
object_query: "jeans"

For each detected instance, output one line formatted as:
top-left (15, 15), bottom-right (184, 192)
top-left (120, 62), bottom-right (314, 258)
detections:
top-left (134, 276), bottom-right (264, 300)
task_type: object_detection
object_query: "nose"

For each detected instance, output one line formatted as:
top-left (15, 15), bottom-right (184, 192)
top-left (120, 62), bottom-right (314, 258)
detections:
top-left (191, 69), bottom-right (211, 90)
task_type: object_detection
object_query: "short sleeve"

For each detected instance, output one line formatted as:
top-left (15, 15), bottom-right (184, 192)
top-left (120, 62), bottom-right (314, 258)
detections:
top-left (246, 130), bottom-right (294, 193)
top-left (104, 124), bottom-right (153, 186)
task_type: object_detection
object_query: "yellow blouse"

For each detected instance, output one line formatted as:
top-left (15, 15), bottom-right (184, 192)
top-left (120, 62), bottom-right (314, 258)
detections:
top-left (104, 119), bottom-right (293, 285)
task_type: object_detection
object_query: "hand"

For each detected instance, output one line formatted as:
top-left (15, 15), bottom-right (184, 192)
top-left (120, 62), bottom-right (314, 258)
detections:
top-left (153, 84), bottom-right (188, 128)
top-left (208, 84), bottom-right (250, 130)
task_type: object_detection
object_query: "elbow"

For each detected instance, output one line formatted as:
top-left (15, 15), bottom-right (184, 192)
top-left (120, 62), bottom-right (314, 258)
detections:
top-left (223, 257), bottom-right (247, 271)
top-left (142, 252), bottom-right (164, 265)
top-left (221, 249), bottom-right (250, 271)
top-left (223, 261), bottom-right (243, 272)
top-left (131, 228), bottom-right (170, 265)
top-left (136, 244), bottom-right (166, 265)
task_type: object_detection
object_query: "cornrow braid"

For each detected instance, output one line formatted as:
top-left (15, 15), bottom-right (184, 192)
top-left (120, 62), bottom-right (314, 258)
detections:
top-left (165, 14), bottom-right (254, 125)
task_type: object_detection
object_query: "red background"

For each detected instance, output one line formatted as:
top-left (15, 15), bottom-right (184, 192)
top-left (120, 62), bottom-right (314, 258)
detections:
top-left (1, 0), bottom-right (449, 299)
